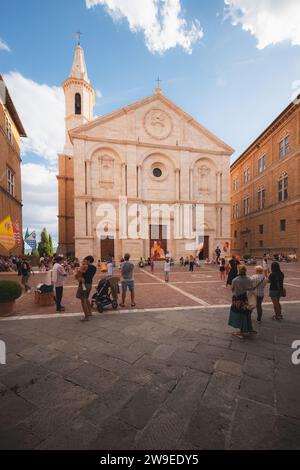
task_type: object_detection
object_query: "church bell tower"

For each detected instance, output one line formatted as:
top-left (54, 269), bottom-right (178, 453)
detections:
top-left (57, 38), bottom-right (95, 255)
top-left (62, 37), bottom-right (95, 155)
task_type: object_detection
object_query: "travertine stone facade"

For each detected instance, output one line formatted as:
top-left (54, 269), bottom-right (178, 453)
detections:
top-left (58, 45), bottom-right (233, 261)
top-left (231, 97), bottom-right (300, 257)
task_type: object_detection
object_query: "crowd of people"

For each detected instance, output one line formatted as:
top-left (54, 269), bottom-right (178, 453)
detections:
top-left (226, 254), bottom-right (286, 339)
top-left (0, 249), bottom-right (289, 328)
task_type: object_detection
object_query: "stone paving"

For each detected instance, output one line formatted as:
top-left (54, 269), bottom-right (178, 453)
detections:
top-left (0, 301), bottom-right (300, 449)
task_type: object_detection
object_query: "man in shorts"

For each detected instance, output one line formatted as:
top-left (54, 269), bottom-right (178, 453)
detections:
top-left (120, 253), bottom-right (136, 307)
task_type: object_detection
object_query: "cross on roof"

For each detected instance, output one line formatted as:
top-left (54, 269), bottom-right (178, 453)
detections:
top-left (156, 76), bottom-right (162, 88)
top-left (75, 30), bottom-right (83, 45)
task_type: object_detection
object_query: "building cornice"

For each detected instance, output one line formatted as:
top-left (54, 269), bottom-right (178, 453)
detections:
top-left (73, 194), bottom-right (230, 207)
top-left (231, 100), bottom-right (299, 170)
top-left (69, 134), bottom-right (232, 156)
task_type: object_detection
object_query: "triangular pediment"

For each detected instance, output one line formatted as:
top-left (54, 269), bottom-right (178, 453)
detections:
top-left (69, 92), bottom-right (234, 155)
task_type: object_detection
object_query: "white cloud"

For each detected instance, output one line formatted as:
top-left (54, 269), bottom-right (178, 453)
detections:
top-left (86, 0), bottom-right (203, 54)
top-left (0, 38), bottom-right (10, 52)
top-left (96, 88), bottom-right (102, 98)
top-left (224, 0), bottom-right (300, 49)
top-left (22, 163), bottom-right (58, 243)
top-left (3, 72), bottom-right (65, 161)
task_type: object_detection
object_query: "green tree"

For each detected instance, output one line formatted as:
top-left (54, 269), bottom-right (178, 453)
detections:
top-left (48, 234), bottom-right (54, 257)
top-left (38, 228), bottom-right (51, 257)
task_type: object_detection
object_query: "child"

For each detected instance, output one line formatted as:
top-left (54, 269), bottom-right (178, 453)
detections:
top-left (75, 259), bottom-right (88, 291)
top-left (164, 257), bottom-right (171, 282)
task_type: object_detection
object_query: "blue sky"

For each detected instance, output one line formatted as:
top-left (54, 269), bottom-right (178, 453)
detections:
top-left (1, 0), bottom-right (300, 247)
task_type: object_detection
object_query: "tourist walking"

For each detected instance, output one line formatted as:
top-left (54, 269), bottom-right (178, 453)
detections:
top-left (228, 266), bottom-right (257, 339)
top-left (215, 246), bottom-right (221, 264)
top-left (20, 260), bottom-right (32, 293)
top-left (164, 257), bottom-right (171, 282)
top-left (226, 255), bottom-right (240, 286)
top-left (52, 256), bottom-right (67, 312)
top-left (76, 256), bottom-right (97, 321)
top-left (107, 258), bottom-right (113, 276)
top-left (220, 257), bottom-right (226, 281)
top-left (189, 255), bottom-right (195, 272)
top-left (120, 253), bottom-right (136, 307)
top-left (150, 257), bottom-right (154, 273)
top-left (268, 261), bottom-right (285, 321)
top-left (250, 265), bottom-right (268, 322)
top-left (262, 254), bottom-right (269, 277)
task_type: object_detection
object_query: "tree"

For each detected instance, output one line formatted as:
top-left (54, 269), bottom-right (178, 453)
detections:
top-left (38, 228), bottom-right (51, 257)
top-left (48, 234), bottom-right (54, 257)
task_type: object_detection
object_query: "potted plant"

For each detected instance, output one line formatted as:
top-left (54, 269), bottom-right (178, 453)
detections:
top-left (0, 280), bottom-right (23, 316)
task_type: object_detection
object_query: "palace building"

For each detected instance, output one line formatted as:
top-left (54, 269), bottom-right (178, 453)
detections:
top-left (58, 44), bottom-right (233, 261)
top-left (0, 75), bottom-right (26, 256)
top-left (231, 94), bottom-right (300, 258)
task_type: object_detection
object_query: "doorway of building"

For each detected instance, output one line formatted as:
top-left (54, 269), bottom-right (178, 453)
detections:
top-left (198, 236), bottom-right (209, 260)
top-left (101, 237), bottom-right (114, 261)
top-left (149, 225), bottom-right (167, 259)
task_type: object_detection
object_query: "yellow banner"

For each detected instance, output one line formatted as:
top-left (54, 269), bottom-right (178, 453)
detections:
top-left (0, 216), bottom-right (16, 251)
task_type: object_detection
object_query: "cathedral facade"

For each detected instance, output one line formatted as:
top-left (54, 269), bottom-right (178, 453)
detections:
top-left (58, 45), bottom-right (233, 261)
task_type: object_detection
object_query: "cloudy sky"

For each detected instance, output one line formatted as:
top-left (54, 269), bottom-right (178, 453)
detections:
top-left (1, 0), bottom-right (300, 247)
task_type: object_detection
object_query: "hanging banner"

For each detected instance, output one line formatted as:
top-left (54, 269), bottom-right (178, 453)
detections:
top-left (0, 216), bottom-right (16, 251)
top-left (13, 220), bottom-right (22, 246)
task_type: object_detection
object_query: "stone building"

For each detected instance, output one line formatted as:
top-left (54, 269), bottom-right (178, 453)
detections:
top-left (231, 95), bottom-right (300, 258)
top-left (58, 44), bottom-right (233, 261)
top-left (0, 75), bottom-right (26, 256)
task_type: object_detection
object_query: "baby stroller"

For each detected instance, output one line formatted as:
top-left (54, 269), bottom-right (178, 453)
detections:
top-left (92, 276), bottom-right (120, 313)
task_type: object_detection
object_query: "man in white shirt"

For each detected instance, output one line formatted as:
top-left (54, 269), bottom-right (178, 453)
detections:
top-left (164, 257), bottom-right (171, 282)
top-left (52, 256), bottom-right (67, 312)
top-left (107, 260), bottom-right (113, 277)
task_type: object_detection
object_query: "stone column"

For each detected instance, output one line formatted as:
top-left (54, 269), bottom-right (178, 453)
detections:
top-left (216, 172), bottom-right (221, 202)
top-left (121, 163), bottom-right (126, 195)
top-left (189, 169), bottom-right (194, 200)
top-left (137, 165), bottom-right (142, 199)
top-left (175, 168), bottom-right (180, 200)
top-left (219, 172), bottom-right (223, 202)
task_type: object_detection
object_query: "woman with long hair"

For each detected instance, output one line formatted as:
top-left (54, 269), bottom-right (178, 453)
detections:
top-left (268, 261), bottom-right (285, 321)
top-left (228, 265), bottom-right (257, 339)
top-left (226, 254), bottom-right (240, 286)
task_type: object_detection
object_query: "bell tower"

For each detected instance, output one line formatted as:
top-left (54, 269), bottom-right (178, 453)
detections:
top-left (57, 38), bottom-right (94, 255)
top-left (62, 38), bottom-right (95, 155)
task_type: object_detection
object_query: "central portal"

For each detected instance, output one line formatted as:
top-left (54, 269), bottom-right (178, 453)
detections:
top-left (149, 225), bottom-right (167, 259)
top-left (101, 236), bottom-right (114, 261)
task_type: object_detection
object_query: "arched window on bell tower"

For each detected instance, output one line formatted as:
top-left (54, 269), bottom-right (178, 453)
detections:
top-left (75, 93), bottom-right (81, 115)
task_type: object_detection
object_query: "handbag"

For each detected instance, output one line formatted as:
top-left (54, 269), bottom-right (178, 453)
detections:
top-left (280, 287), bottom-right (287, 298)
top-left (247, 277), bottom-right (265, 311)
top-left (247, 291), bottom-right (257, 311)
top-left (277, 277), bottom-right (286, 298)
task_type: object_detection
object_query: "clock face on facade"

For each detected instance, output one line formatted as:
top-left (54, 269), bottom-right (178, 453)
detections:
top-left (144, 108), bottom-right (172, 140)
